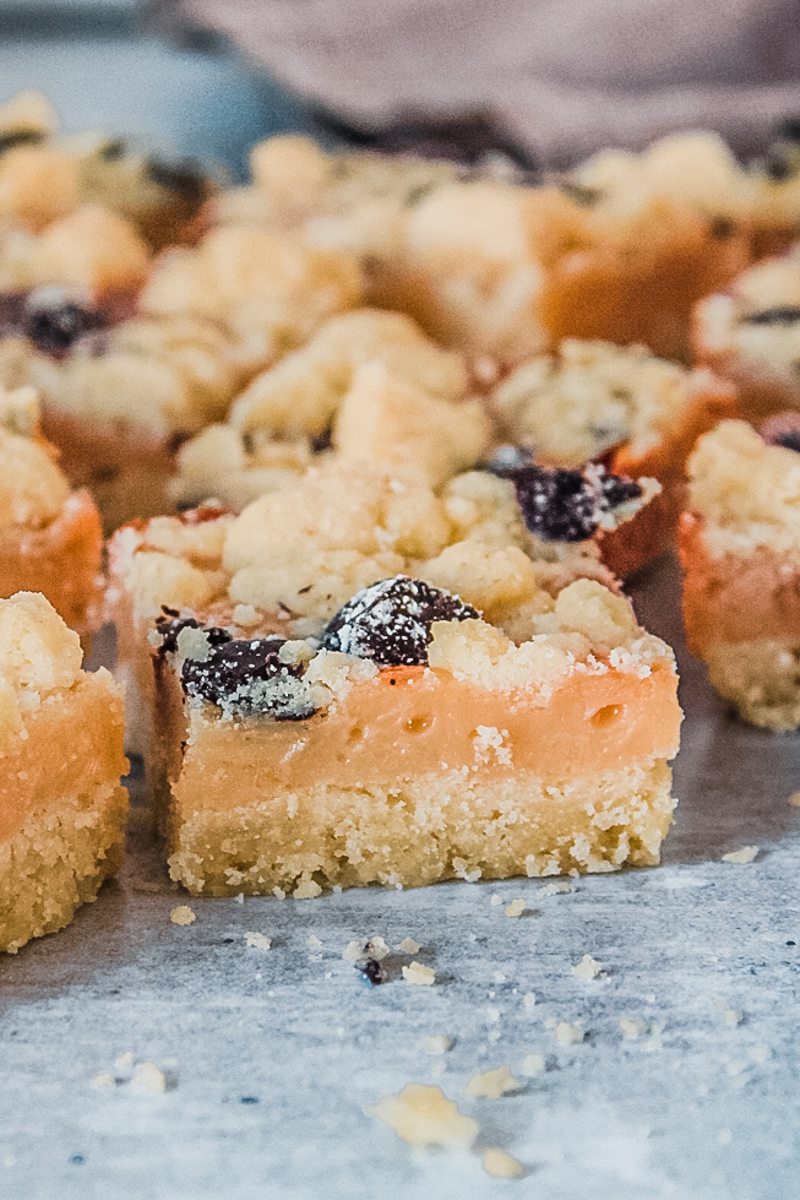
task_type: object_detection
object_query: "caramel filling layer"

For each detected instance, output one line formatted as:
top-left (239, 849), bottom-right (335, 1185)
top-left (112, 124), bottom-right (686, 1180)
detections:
top-left (173, 663), bottom-right (681, 814)
top-left (0, 675), bottom-right (127, 841)
top-left (680, 512), bottom-right (800, 649)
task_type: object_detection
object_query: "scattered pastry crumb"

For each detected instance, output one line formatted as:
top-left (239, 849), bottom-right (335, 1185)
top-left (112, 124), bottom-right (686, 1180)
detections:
top-left (293, 879), bottom-right (323, 899)
top-left (423, 1035), bottom-right (453, 1056)
top-left (343, 936), bottom-right (390, 963)
top-left (89, 1072), bottom-right (116, 1090)
top-left (403, 962), bottom-right (436, 987)
top-left (367, 1084), bottom-right (478, 1149)
top-left (522, 992), bottom-right (537, 1010)
top-left (307, 934), bottom-right (323, 950)
top-left (721, 846), bottom-right (759, 864)
top-left (619, 1016), bottom-right (647, 1039)
top-left (244, 931), bottom-right (272, 951)
top-left (464, 1065), bottom-right (523, 1099)
top-left (539, 881), bottom-right (574, 896)
top-left (170, 905), bottom-right (196, 926)
top-left (485, 1006), bottom-right (501, 1024)
top-left (788, 792), bottom-right (800, 808)
top-left (726, 1059), bottom-right (748, 1078)
top-left (397, 937), bottom-right (421, 954)
top-left (490, 894), bottom-right (503, 908)
top-left (750, 1044), bottom-right (771, 1063)
top-left (718, 1129), bottom-right (733, 1147)
top-left (571, 954), bottom-right (604, 981)
top-left (554, 1021), bottom-right (584, 1045)
top-left (130, 1061), bottom-right (168, 1095)
top-left (482, 1147), bottom-right (524, 1179)
top-left (114, 1051), bottom-right (134, 1071)
top-left (505, 899), bottom-right (526, 918)
top-left (520, 1052), bottom-right (546, 1076)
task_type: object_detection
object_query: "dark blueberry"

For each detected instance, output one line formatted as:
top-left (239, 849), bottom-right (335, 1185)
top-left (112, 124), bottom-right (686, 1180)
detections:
top-left (742, 306), bottom-right (800, 326)
top-left (154, 609), bottom-right (232, 657)
top-left (69, 1155), bottom-right (85, 1166)
top-left (357, 957), bottom-right (386, 985)
top-left (22, 298), bottom-right (103, 355)
top-left (321, 576), bottom-right (479, 667)
top-left (0, 129), bottom-right (45, 155)
top-left (239, 1095), bottom-right (260, 1105)
top-left (508, 462), bottom-right (642, 542)
top-left (145, 156), bottom-right (210, 206)
top-left (310, 423), bottom-right (333, 453)
top-left (181, 636), bottom-right (315, 719)
top-left (771, 430), bottom-right (800, 454)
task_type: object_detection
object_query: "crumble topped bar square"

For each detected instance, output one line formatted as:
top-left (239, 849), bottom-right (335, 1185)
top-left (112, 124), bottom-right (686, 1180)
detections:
top-left (680, 416), bottom-right (800, 729)
top-left (0, 591), bottom-right (128, 952)
top-left (109, 462), bottom-right (681, 897)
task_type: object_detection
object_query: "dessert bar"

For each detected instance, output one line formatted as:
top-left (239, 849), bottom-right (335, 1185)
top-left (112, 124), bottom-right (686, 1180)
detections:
top-left (0, 591), bottom-right (128, 952)
top-left (680, 415), bottom-right (800, 729)
top-left (109, 463), bottom-right (681, 897)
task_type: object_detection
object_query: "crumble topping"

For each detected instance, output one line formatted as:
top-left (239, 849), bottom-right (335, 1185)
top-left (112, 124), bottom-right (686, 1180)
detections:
top-left (571, 954), bottom-right (604, 981)
top-left (0, 385), bottom-right (70, 527)
top-left (243, 932), bottom-right (271, 951)
top-left (423, 1035), bottom-right (453, 1055)
top-left (321, 575), bottom-right (479, 666)
top-left (504, 899), bottom-right (526, 918)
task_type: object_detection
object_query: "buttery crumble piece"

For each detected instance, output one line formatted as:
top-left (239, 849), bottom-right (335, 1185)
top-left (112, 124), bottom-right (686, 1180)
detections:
top-left (170, 904), bottom-right (196, 926)
top-left (464, 1065), bottom-right (523, 1099)
top-left (402, 961), bottom-right (436, 987)
top-left (397, 937), bottom-right (421, 954)
top-left (130, 1061), bottom-right (168, 1095)
top-left (519, 1052), bottom-right (546, 1076)
top-left (554, 1021), bottom-right (585, 1045)
top-left (571, 953), bottom-right (604, 981)
top-left (790, 792), bottom-right (800, 807)
top-left (505, 899), bottom-right (526, 918)
top-left (721, 846), bottom-right (759, 864)
top-left (367, 1084), bottom-right (478, 1150)
top-left (89, 1072), bottom-right (116, 1090)
top-left (619, 1016), bottom-right (648, 1039)
top-left (243, 931), bottom-right (271, 951)
top-left (482, 1148), bottom-right (525, 1180)
top-left (423, 1035), bottom-right (453, 1056)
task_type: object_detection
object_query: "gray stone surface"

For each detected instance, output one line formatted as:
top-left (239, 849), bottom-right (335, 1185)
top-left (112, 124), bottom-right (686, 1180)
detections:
top-left (1, 556), bottom-right (799, 1200)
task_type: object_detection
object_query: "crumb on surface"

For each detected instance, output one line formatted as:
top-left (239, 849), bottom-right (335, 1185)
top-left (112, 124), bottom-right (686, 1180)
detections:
top-left (554, 1021), bottom-right (584, 1045)
top-left (482, 1147), bottom-right (524, 1179)
top-left (293, 878), bottom-right (323, 898)
top-left (464, 1065), bottom-right (523, 1099)
top-left (244, 931), bottom-right (272, 951)
top-left (721, 846), bottom-right (759, 864)
top-left (170, 904), bottom-right (196, 926)
top-left (423, 1034), bottom-right (453, 1056)
top-left (130, 1061), bottom-right (168, 1095)
top-left (490, 894), bottom-right (503, 908)
top-left (367, 1083), bottom-right (478, 1149)
top-left (114, 1051), bottom-right (134, 1071)
top-left (519, 1052), bottom-right (546, 1076)
top-left (89, 1072), bottom-right (116, 1090)
top-left (403, 961), bottom-right (436, 987)
top-left (789, 792), bottom-right (800, 807)
top-left (397, 936), bottom-right (421, 954)
top-left (571, 953), bottom-right (604, 981)
top-left (619, 1016), bottom-right (647, 1039)
top-left (505, 899), bottom-right (526, 918)
top-left (522, 992), bottom-right (537, 1010)
top-left (539, 881), bottom-right (574, 896)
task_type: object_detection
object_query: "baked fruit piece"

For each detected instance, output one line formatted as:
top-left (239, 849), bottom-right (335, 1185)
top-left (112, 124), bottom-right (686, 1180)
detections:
top-left (108, 462), bottom-right (681, 897)
top-left (211, 134), bottom-right (750, 362)
top-left (679, 416), bottom-right (800, 730)
top-left (0, 591), bottom-right (128, 953)
top-left (0, 89), bottom-right (216, 247)
top-left (693, 249), bottom-right (800, 422)
top-left (170, 308), bottom-right (490, 510)
top-left (0, 384), bottom-right (101, 631)
top-left (490, 339), bottom-right (737, 577)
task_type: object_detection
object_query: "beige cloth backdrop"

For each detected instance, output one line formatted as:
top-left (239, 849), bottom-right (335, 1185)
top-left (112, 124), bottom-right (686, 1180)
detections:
top-left (157, 0), bottom-right (800, 163)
